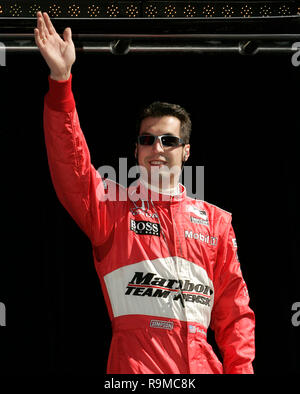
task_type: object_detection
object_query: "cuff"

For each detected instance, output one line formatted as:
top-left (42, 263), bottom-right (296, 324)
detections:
top-left (45, 73), bottom-right (75, 113)
top-left (225, 365), bottom-right (254, 374)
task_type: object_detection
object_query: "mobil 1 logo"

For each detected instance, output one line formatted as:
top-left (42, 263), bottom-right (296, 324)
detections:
top-left (130, 219), bottom-right (160, 236)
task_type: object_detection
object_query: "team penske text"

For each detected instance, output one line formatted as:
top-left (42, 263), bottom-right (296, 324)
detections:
top-left (125, 271), bottom-right (213, 307)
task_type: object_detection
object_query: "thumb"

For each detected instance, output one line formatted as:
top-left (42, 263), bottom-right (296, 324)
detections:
top-left (63, 27), bottom-right (72, 43)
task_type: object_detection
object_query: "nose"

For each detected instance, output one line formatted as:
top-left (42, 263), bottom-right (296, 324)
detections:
top-left (152, 137), bottom-right (164, 153)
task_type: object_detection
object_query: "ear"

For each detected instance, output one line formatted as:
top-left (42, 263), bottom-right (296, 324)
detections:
top-left (183, 144), bottom-right (190, 162)
top-left (134, 143), bottom-right (138, 160)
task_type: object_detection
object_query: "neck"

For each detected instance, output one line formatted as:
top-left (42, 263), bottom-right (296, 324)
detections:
top-left (140, 178), bottom-right (180, 196)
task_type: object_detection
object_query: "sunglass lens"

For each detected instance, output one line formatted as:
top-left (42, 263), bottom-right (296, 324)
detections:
top-left (139, 135), bottom-right (155, 145)
top-left (161, 136), bottom-right (180, 146)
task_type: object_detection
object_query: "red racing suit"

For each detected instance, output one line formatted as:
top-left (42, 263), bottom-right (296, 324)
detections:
top-left (43, 75), bottom-right (255, 374)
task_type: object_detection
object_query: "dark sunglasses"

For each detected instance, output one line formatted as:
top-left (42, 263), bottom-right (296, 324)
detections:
top-left (137, 134), bottom-right (185, 147)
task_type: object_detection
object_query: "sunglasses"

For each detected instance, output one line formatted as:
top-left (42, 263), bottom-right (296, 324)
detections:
top-left (137, 134), bottom-right (185, 147)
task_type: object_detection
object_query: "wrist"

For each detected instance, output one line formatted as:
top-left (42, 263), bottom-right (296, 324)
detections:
top-left (50, 71), bottom-right (71, 81)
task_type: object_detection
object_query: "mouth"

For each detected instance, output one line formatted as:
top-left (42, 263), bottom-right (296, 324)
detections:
top-left (148, 160), bottom-right (168, 167)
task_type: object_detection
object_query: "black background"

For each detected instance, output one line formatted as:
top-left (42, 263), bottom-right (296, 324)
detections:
top-left (0, 46), bottom-right (299, 377)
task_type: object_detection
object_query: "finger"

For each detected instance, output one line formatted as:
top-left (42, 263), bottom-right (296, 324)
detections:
top-left (36, 12), bottom-right (48, 44)
top-left (63, 27), bottom-right (72, 43)
top-left (37, 14), bottom-right (45, 38)
top-left (38, 12), bottom-right (50, 38)
top-left (43, 12), bottom-right (56, 35)
top-left (34, 28), bottom-right (46, 48)
top-left (37, 25), bottom-right (47, 45)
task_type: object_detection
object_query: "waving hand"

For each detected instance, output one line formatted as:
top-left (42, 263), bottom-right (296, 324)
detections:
top-left (34, 11), bottom-right (76, 81)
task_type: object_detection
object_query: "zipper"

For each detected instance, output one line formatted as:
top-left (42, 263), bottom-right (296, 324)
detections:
top-left (170, 196), bottom-right (185, 308)
top-left (150, 198), bottom-right (185, 308)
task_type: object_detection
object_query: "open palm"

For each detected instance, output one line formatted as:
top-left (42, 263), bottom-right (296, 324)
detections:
top-left (34, 11), bottom-right (75, 80)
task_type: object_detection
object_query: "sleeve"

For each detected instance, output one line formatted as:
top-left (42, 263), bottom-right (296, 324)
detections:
top-left (210, 218), bottom-right (255, 374)
top-left (43, 74), bottom-right (114, 247)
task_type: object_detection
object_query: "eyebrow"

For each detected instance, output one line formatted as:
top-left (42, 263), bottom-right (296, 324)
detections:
top-left (139, 132), bottom-right (175, 136)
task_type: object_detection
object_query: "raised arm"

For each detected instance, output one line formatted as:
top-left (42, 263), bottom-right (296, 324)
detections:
top-left (35, 12), bottom-right (115, 247)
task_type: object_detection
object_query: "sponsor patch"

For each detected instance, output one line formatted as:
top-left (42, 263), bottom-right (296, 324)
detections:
top-left (190, 216), bottom-right (209, 226)
top-left (130, 200), bottom-right (158, 219)
top-left (187, 206), bottom-right (209, 226)
top-left (130, 219), bottom-right (160, 236)
top-left (188, 325), bottom-right (206, 336)
top-left (184, 230), bottom-right (218, 246)
top-left (150, 320), bottom-right (174, 330)
top-left (104, 258), bottom-right (215, 326)
top-left (125, 271), bottom-right (213, 307)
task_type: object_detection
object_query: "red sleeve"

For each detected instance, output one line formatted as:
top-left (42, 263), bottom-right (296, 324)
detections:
top-left (43, 75), bottom-right (115, 247)
top-left (45, 74), bottom-right (75, 113)
top-left (210, 220), bottom-right (255, 374)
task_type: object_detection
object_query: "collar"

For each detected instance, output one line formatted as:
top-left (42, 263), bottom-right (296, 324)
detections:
top-left (139, 178), bottom-right (180, 196)
top-left (128, 179), bottom-right (186, 203)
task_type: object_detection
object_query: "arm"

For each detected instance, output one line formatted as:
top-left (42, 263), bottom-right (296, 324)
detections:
top-left (210, 220), bottom-right (255, 374)
top-left (36, 12), bottom-right (113, 246)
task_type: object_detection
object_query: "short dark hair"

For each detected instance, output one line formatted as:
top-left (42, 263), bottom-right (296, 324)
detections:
top-left (136, 101), bottom-right (192, 144)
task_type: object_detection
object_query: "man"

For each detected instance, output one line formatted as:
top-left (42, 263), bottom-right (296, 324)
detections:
top-left (35, 11), bottom-right (255, 374)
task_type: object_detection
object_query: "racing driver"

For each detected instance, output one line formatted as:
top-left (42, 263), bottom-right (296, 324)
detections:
top-left (35, 11), bottom-right (255, 374)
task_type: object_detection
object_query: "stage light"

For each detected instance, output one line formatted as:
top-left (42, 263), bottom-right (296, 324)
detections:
top-left (0, 1), bottom-right (300, 54)
top-left (0, 1), bottom-right (299, 18)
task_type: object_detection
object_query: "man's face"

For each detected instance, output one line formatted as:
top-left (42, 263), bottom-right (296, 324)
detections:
top-left (135, 116), bottom-right (190, 189)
